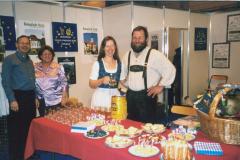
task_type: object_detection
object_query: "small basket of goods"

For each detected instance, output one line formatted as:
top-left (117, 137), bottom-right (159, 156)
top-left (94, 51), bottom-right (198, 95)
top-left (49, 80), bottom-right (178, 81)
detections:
top-left (195, 85), bottom-right (240, 145)
top-left (65, 97), bottom-right (83, 108)
top-left (142, 123), bottom-right (166, 134)
top-left (105, 135), bottom-right (133, 148)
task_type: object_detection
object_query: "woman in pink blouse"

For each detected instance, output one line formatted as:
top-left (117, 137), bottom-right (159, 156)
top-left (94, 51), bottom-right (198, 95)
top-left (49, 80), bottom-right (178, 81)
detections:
top-left (35, 45), bottom-right (68, 116)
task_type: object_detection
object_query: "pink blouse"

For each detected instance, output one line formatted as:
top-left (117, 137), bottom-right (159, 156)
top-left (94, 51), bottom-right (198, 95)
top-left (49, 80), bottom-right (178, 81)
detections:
top-left (35, 61), bottom-right (67, 107)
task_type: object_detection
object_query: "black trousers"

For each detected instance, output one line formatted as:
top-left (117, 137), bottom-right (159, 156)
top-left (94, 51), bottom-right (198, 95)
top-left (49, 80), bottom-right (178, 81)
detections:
top-left (126, 89), bottom-right (157, 123)
top-left (7, 90), bottom-right (36, 160)
top-left (38, 98), bottom-right (61, 117)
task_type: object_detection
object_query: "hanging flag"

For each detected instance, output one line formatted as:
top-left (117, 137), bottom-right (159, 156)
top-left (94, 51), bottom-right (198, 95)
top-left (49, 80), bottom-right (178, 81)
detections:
top-left (52, 22), bottom-right (78, 52)
top-left (0, 15), bottom-right (16, 50)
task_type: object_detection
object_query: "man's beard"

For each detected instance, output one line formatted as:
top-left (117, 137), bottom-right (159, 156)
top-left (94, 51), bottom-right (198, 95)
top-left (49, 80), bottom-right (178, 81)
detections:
top-left (131, 41), bottom-right (147, 53)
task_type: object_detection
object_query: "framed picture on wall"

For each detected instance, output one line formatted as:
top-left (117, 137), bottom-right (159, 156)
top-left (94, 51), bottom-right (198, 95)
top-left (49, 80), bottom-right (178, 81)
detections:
top-left (83, 32), bottom-right (98, 55)
top-left (227, 14), bottom-right (240, 42)
top-left (194, 27), bottom-right (207, 51)
top-left (149, 31), bottom-right (162, 52)
top-left (57, 57), bottom-right (76, 84)
top-left (18, 20), bottom-right (51, 55)
top-left (212, 43), bottom-right (230, 68)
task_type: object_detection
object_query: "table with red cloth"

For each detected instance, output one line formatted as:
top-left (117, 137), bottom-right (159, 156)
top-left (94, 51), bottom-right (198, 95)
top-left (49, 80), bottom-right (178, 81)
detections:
top-left (24, 118), bottom-right (240, 160)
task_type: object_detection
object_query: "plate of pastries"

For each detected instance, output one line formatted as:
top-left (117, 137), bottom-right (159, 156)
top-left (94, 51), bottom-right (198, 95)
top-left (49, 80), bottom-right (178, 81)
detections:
top-left (115, 126), bottom-right (142, 138)
top-left (105, 135), bottom-right (134, 148)
top-left (138, 134), bottom-right (166, 144)
top-left (101, 124), bottom-right (124, 132)
top-left (168, 132), bottom-right (196, 142)
top-left (128, 144), bottom-right (159, 158)
top-left (142, 123), bottom-right (166, 134)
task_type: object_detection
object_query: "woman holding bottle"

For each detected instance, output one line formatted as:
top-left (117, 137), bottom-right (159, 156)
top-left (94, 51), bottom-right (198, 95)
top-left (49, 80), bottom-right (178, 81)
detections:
top-left (89, 36), bottom-right (125, 110)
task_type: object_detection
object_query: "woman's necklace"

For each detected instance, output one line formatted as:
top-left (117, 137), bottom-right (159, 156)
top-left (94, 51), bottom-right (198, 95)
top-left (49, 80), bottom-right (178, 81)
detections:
top-left (42, 62), bottom-right (51, 73)
top-left (104, 58), bottom-right (116, 70)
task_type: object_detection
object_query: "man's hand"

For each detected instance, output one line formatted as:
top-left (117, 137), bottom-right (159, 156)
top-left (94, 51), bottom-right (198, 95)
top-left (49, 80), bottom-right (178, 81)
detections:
top-left (61, 91), bottom-right (68, 107)
top-left (147, 85), bottom-right (164, 98)
top-left (61, 97), bottom-right (67, 107)
top-left (10, 101), bottom-right (19, 112)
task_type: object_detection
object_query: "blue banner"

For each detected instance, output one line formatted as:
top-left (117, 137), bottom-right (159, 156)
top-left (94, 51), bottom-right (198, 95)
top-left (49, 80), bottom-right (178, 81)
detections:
top-left (0, 15), bottom-right (16, 50)
top-left (52, 22), bottom-right (78, 52)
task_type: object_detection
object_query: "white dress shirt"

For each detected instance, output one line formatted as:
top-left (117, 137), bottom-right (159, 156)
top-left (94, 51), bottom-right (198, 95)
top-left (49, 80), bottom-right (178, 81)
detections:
top-left (122, 46), bottom-right (176, 91)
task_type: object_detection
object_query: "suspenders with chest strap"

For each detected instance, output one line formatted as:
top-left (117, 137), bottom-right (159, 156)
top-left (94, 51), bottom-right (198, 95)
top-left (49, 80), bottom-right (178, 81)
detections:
top-left (127, 49), bottom-right (152, 90)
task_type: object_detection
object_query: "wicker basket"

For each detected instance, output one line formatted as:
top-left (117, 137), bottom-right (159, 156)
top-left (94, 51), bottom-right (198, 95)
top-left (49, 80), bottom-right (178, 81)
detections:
top-left (196, 88), bottom-right (240, 145)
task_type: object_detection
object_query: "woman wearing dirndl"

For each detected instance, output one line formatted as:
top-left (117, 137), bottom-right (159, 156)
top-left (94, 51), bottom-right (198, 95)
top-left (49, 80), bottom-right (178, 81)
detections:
top-left (89, 36), bottom-right (125, 109)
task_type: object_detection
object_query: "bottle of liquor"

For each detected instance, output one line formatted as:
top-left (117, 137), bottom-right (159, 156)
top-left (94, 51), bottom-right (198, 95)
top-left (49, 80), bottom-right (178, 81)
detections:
top-left (221, 94), bottom-right (227, 107)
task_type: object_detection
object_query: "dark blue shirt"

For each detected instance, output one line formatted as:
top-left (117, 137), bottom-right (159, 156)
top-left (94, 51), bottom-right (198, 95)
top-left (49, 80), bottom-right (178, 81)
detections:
top-left (1, 51), bottom-right (35, 102)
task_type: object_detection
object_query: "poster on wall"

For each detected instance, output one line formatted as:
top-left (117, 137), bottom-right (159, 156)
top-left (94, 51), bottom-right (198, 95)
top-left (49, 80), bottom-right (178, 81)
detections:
top-left (149, 31), bottom-right (162, 52)
top-left (194, 27), bottom-right (207, 51)
top-left (83, 27), bottom-right (98, 55)
top-left (57, 57), bottom-right (76, 84)
top-left (212, 42), bottom-right (230, 68)
top-left (18, 20), bottom-right (51, 55)
top-left (52, 22), bottom-right (78, 52)
top-left (227, 14), bottom-right (240, 42)
top-left (0, 15), bottom-right (16, 50)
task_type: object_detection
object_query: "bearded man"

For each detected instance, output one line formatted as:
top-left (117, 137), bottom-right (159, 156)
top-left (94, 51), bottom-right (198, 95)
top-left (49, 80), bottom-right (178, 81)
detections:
top-left (122, 26), bottom-right (176, 123)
